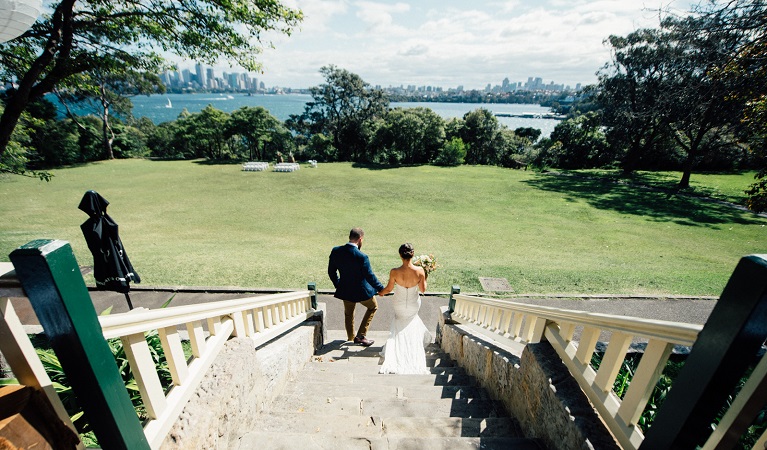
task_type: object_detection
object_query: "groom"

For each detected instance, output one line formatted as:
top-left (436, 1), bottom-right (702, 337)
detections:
top-left (328, 227), bottom-right (384, 347)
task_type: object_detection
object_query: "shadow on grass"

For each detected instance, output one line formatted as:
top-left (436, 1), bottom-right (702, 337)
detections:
top-left (523, 173), bottom-right (763, 227)
top-left (351, 162), bottom-right (432, 171)
top-left (351, 162), bottom-right (400, 171)
top-left (192, 159), bottom-right (245, 166)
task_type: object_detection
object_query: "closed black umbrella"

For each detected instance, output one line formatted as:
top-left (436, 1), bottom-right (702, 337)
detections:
top-left (78, 190), bottom-right (141, 309)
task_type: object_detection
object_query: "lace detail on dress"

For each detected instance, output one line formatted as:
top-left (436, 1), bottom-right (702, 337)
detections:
top-left (379, 284), bottom-right (432, 375)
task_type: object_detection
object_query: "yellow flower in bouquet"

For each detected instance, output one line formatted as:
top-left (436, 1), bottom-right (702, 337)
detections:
top-left (413, 254), bottom-right (439, 276)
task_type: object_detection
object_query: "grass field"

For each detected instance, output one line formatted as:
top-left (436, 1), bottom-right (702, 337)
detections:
top-left (1, 160), bottom-right (764, 295)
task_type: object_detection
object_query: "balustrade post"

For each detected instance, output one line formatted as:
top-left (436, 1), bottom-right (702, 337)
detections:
top-left (9, 240), bottom-right (150, 450)
top-left (449, 285), bottom-right (460, 313)
top-left (308, 282), bottom-right (317, 309)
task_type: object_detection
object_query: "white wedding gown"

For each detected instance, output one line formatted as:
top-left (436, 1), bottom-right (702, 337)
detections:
top-left (379, 284), bottom-right (432, 375)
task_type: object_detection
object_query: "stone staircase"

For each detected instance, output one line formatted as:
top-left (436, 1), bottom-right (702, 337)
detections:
top-left (236, 331), bottom-right (544, 450)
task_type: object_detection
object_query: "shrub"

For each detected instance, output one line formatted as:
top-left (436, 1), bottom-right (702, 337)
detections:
top-left (434, 137), bottom-right (466, 166)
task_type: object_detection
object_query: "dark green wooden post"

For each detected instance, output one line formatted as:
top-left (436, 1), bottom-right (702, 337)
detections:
top-left (449, 285), bottom-right (460, 313)
top-left (307, 282), bottom-right (317, 309)
top-left (10, 240), bottom-right (150, 450)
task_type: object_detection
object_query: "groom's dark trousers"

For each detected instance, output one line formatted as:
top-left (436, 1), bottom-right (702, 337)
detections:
top-left (328, 243), bottom-right (384, 341)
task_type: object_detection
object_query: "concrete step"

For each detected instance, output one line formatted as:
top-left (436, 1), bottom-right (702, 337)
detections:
top-left (237, 330), bottom-right (542, 449)
top-left (271, 395), bottom-right (508, 418)
top-left (249, 412), bottom-right (521, 438)
top-left (235, 433), bottom-right (543, 450)
top-left (284, 381), bottom-right (490, 401)
top-left (300, 360), bottom-right (468, 376)
top-left (312, 350), bottom-right (457, 368)
top-left (294, 370), bottom-right (475, 387)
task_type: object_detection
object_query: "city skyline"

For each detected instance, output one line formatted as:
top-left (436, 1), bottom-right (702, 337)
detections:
top-left (165, 0), bottom-right (697, 90)
top-left (162, 63), bottom-right (581, 93)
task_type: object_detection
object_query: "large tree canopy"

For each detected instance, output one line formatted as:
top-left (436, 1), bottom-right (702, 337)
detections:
top-left (288, 65), bottom-right (389, 162)
top-left (596, 11), bottom-right (747, 188)
top-left (695, 0), bottom-right (767, 210)
top-left (0, 0), bottom-right (302, 175)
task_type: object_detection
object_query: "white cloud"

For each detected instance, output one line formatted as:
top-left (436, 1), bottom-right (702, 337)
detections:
top-left (200, 0), bottom-right (699, 89)
top-left (355, 1), bottom-right (410, 31)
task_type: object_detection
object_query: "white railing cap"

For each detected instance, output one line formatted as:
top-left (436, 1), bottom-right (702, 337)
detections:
top-left (99, 290), bottom-right (311, 339)
top-left (454, 294), bottom-right (703, 345)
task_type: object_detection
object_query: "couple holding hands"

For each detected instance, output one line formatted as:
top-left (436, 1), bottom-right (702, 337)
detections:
top-left (328, 227), bottom-right (431, 375)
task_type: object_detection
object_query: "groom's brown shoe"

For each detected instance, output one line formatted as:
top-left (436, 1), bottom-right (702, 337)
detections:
top-left (354, 336), bottom-right (375, 347)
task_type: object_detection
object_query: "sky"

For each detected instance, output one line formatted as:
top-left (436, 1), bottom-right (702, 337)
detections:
top-left (192, 0), bottom-right (698, 90)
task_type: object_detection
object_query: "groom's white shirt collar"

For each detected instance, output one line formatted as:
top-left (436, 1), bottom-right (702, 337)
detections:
top-left (347, 242), bottom-right (358, 248)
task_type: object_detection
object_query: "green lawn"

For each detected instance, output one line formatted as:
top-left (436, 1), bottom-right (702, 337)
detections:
top-left (1, 160), bottom-right (765, 295)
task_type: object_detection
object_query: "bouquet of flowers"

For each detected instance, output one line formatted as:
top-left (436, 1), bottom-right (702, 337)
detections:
top-left (413, 254), bottom-right (439, 277)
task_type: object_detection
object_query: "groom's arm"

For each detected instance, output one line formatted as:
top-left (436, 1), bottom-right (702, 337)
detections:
top-left (327, 251), bottom-right (339, 288)
top-left (362, 255), bottom-right (385, 293)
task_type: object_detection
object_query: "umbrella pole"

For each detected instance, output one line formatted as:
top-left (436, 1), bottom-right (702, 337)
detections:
top-left (124, 293), bottom-right (134, 310)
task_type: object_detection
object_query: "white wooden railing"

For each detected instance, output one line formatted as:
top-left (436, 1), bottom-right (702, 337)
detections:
top-left (1, 287), bottom-right (316, 449)
top-left (450, 293), bottom-right (701, 450)
top-left (96, 290), bottom-right (316, 449)
top-left (0, 297), bottom-right (85, 449)
top-left (451, 293), bottom-right (767, 450)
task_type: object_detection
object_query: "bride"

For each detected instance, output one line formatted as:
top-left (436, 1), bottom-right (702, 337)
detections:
top-left (377, 243), bottom-right (431, 375)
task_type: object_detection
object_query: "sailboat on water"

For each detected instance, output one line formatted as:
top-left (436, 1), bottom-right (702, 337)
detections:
top-left (165, 97), bottom-right (172, 108)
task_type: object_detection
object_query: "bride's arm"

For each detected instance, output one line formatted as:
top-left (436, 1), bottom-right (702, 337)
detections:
top-left (418, 268), bottom-right (427, 293)
top-left (378, 269), bottom-right (396, 296)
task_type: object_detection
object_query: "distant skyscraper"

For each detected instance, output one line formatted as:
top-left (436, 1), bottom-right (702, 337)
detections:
top-left (195, 63), bottom-right (206, 89)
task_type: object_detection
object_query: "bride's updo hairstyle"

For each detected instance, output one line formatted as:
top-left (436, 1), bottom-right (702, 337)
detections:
top-left (399, 243), bottom-right (415, 260)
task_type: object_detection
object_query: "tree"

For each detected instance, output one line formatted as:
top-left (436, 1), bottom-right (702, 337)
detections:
top-left (461, 108), bottom-right (500, 165)
top-left (497, 128), bottom-right (533, 169)
top-left (301, 133), bottom-right (336, 162)
top-left (596, 10), bottom-right (749, 187)
top-left (227, 106), bottom-right (287, 161)
top-left (55, 69), bottom-right (164, 160)
top-left (597, 29), bottom-right (669, 175)
top-left (370, 107), bottom-right (445, 164)
top-left (514, 127), bottom-right (542, 143)
top-left (185, 105), bottom-right (230, 160)
top-left (288, 65), bottom-right (388, 162)
top-left (0, 0), bottom-right (302, 174)
top-left (691, 0), bottom-right (767, 209)
top-left (661, 14), bottom-right (745, 188)
top-left (549, 112), bottom-right (611, 169)
top-left (434, 137), bottom-right (466, 166)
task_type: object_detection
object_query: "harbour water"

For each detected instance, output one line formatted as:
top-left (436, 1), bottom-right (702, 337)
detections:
top-left (129, 93), bottom-right (559, 137)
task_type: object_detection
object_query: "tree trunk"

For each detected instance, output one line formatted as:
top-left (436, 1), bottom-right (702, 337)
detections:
top-left (102, 113), bottom-right (115, 160)
top-left (676, 125), bottom-right (706, 190)
top-left (679, 162), bottom-right (693, 188)
top-left (0, 0), bottom-right (77, 158)
top-left (622, 139), bottom-right (643, 176)
top-left (101, 87), bottom-right (115, 160)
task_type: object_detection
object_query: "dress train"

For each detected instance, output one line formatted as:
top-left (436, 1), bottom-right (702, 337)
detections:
top-left (379, 284), bottom-right (431, 375)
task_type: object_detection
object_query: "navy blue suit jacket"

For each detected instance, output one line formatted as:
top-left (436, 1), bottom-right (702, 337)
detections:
top-left (328, 243), bottom-right (384, 302)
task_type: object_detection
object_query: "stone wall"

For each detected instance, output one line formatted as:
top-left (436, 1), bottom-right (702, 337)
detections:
top-left (437, 308), bottom-right (620, 450)
top-left (160, 320), bottom-right (323, 449)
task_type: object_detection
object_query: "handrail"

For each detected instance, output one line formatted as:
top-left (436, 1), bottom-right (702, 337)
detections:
top-left (450, 293), bottom-right (703, 450)
top-left (8, 238), bottom-right (321, 450)
top-left (99, 290), bottom-right (311, 338)
top-left (100, 289), bottom-right (316, 449)
top-left (452, 294), bottom-right (702, 345)
top-left (450, 255), bottom-right (767, 450)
